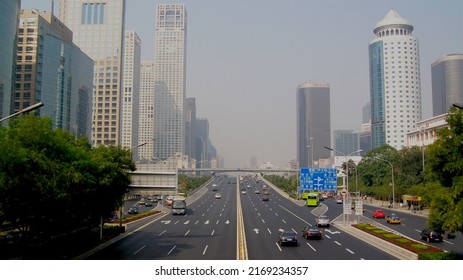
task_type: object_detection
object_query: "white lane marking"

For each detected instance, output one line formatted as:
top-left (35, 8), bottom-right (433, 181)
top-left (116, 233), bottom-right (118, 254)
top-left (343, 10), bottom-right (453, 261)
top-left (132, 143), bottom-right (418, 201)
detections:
top-left (158, 230), bottom-right (166, 236)
top-left (258, 212), bottom-right (261, 216)
top-left (269, 208), bottom-right (273, 211)
top-left (203, 245), bottom-right (208, 255)
top-left (167, 245), bottom-right (176, 255)
top-left (262, 219), bottom-right (266, 224)
top-left (184, 230), bottom-right (190, 236)
top-left (202, 213), bottom-right (205, 217)
top-left (216, 220), bottom-right (220, 224)
top-left (275, 213), bottom-right (279, 217)
top-left (267, 228), bottom-right (272, 234)
top-left (346, 248), bottom-right (355, 254)
top-left (195, 220), bottom-right (199, 224)
top-left (184, 220), bottom-right (190, 224)
top-left (174, 221), bottom-right (179, 225)
top-left (291, 228), bottom-right (297, 234)
top-left (306, 242), bottom-right (316, 251)
top-left (334, 241), bottom-right (342, 246)
top-left (211, 230), bottom-right (215, 236)
top-left (275, 242), bottom-right (282, 252)
top-left (324, 234), bottom-right (331, 239)
top-left (220, 213), bottom-right (223, 217)
top-left (282, 219), bottom-right (287, 224)
top-left (278, 205), bottom-right (312, 225)
top-left (133, 245), bottom-right (146, 255)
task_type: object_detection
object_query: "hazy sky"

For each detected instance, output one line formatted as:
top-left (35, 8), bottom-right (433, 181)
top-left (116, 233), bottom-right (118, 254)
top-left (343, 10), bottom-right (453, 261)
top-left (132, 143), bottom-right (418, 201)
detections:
top-left (22, 0), bottom-right (463, 168)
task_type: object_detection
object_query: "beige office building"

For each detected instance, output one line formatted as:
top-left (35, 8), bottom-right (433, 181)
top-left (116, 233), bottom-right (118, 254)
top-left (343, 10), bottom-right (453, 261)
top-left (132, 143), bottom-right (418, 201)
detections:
top-left (121, 30), bottom-right (141, 158)
top-left (58, 0), bottom-right (126, 145)
top-left (138, 60), bottom-right (155, 161)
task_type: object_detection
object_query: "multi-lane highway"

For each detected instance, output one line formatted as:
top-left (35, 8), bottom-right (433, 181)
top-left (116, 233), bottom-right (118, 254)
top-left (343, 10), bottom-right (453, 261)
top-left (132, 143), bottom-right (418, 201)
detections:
top-left (84, 175), bottom-right (459, 260)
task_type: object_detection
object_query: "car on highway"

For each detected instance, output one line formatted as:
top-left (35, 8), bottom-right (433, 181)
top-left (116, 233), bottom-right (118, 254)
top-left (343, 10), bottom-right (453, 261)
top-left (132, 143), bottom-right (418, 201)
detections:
top-left (165, 195), bottom-right (174, 206)
top-left (420, 229), bottom-right (444, 242)
top-left (316, 215), bottom-right (330, 227)
top-left (262, 196), bottom-right (269, 201)
top-left (263, 190), bottom-right (270, 195)
top-left (336, 197), bottom-right (343, 204)
top-left (215, 193), bottom-right (222, 199)
top-left (145, 200), bottom-right (153, 207)
top-left (254, 190), bottom-right (260, 194)
top-left (277, 230), bottom-right (298, 246)
top-left (386, 213), bottom-right (401, 224)
top-left (241, 190), bottom-right (247, 195)
top-left (302, 226), bottom-right (323, 240)
top-left (128, 206), bottom-right (138, 214)
top-left (262, 185), bottom-right (268, 190)
top-left (372, 209), bottom-right (386, 219)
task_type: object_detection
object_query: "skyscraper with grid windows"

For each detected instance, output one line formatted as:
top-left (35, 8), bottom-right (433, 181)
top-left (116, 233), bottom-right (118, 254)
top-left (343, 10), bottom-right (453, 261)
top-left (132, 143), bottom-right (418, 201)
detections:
top-left (369, 9), bottom-right (422, 150)
top-left (153, 4), bottom-right (187, 160)
top-left (58, 0), bottom-right (126, 146)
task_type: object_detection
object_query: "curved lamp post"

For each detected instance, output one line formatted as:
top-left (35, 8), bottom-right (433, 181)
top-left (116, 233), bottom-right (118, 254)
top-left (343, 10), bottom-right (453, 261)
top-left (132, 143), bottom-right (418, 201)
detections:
top-left (0, 102), bottom-right (44, 122)
top-left (375, 156), bottom-right (395, 209)
top-left (324, 146), bottom-right (362, 196)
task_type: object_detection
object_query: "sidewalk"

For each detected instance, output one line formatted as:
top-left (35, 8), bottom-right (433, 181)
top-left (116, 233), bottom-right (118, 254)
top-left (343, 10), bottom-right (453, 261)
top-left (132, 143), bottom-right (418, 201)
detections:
top-left (362, 198), bottom-right (429, 218)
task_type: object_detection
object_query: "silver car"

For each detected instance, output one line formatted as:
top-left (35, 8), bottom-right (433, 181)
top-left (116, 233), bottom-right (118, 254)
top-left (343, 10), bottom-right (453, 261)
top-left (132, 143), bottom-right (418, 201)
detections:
top-left (316, 215), bottom-right (330, 227)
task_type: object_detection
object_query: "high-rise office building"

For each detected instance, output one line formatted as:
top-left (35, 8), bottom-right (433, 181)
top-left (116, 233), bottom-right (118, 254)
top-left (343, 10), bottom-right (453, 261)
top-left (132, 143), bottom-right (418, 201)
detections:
top-left (362, 102), bottom-right (371, 124)
top-left (195, 118), bottom-right (209, 168)
top-left (369, 9), bottom-right (422, 150)
top-left (432, 54), bottom-right (463, 116)
top-left (153, 4), bottom-right (187, 160)
top-left (138, 60), bottom-right (155, 161)
top-left (58, 0), bottom-right (126, 146)
top-left (0, 0), bottom-right (21, 120)
top-left (334, 130), bottom-right (359, 156)
top-left (184, 97), bottom-right (196, 166)
top-left (121, 30), bottom-right (141, 158)
top-left (16, 10), bottom-right (93, 138)
top-left (296, 82), bottom-right (331, 168)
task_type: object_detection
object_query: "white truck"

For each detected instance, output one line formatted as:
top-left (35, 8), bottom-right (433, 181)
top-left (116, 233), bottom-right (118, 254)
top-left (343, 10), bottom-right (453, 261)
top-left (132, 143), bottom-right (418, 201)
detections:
top-left (171, 197), bottom-right (187, 215)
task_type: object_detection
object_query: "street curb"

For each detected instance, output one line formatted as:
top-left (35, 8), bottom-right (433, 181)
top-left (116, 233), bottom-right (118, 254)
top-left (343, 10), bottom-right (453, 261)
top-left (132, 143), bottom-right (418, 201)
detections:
top-left (334, 223), bottom-right (418, 260)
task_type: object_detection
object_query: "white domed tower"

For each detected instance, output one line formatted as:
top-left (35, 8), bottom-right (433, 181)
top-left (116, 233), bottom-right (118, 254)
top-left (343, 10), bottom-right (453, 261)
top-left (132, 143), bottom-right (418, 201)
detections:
top-left (369, 9), bottom-right (422, 150)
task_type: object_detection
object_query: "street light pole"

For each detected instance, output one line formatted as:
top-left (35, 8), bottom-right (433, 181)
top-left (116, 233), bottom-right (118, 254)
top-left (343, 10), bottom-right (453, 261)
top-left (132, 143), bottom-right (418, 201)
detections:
top-left (0, 101), bottom-right (44, 122)
top-left (375, 156), bottom-right (395, 209)
top-left (324, 146), bottom-right (362, 197)
top-left (420, 127), bottom-right (425, 173)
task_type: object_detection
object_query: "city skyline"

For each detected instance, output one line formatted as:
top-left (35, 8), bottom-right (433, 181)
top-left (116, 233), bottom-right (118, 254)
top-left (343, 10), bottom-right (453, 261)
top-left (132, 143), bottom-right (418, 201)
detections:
top-left (21, 0), bottom-right (463, 167)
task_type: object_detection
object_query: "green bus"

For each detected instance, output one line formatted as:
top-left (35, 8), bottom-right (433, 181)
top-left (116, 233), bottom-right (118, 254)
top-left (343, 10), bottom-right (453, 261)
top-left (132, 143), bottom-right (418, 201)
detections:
top-left (306, 192), bottom-right (319, 207)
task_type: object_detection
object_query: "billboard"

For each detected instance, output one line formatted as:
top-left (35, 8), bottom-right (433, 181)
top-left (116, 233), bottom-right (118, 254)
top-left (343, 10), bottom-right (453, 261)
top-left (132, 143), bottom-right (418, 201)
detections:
top-left (299, 168), bottom-right (337, 192)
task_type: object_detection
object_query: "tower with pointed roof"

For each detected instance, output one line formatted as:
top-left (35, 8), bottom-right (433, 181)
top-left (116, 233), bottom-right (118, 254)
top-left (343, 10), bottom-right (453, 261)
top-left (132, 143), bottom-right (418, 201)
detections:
top-left (369, 9), bottom-right (422, 150)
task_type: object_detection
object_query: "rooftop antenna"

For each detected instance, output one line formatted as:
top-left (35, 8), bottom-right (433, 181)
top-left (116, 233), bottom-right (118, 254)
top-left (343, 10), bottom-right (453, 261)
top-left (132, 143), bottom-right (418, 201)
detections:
top-left (51, 0), bottom-right (54, 16)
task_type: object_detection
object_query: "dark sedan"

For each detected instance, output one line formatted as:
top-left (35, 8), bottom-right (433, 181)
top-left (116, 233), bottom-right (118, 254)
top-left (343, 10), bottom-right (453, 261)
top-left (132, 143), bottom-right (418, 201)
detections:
top-left (277, 230), bottom-right (298, 246)
top-left (302, 226), bottom-right (323, 240)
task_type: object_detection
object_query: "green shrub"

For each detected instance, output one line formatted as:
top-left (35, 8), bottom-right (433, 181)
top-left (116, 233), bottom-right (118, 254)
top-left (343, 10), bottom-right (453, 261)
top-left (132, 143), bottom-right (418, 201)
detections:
top-left (383, 233), bottom-right (401, 239)
top-left (419, 252), bottom-right (463, 260)
top-left (395, 238), bottom-right (411, 243)
top-left (373, 229), bottom-right (388, 234)
top-left (411, 243), bottom-right (429, 250)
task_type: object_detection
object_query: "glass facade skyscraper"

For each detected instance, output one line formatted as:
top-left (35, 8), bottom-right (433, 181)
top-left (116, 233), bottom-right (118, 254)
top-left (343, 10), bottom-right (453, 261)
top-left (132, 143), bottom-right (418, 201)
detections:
top-left (154, 4), bottom-right (187, 160)
top-left (432, 54), bottom-right (463, 116)
top-left (296, 82), bottom-right (331, 168)
top-left (369, 9), bottom-right (422, 150)
top-left (58, 0), bottom-right (126, 146)
top-left (16, 10), bottom-right (93, 139)
top-left (0, 0), bottom-right (20, 120)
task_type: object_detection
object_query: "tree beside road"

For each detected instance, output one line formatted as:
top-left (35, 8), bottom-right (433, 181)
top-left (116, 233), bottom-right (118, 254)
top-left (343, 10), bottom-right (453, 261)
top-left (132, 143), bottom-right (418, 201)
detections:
top-left (0, 115), bottom-right (135, 242)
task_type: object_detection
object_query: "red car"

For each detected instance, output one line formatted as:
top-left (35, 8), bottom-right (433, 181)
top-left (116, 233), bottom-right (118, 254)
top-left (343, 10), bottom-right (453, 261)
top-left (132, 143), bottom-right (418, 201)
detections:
top-left (372, 210), bottom-right (385, 218)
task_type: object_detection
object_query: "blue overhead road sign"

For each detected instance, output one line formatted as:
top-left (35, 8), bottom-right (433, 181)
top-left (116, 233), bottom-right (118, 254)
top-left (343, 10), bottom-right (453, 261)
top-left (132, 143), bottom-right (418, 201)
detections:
top-left (299, 168), bottom-right (337, 192)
